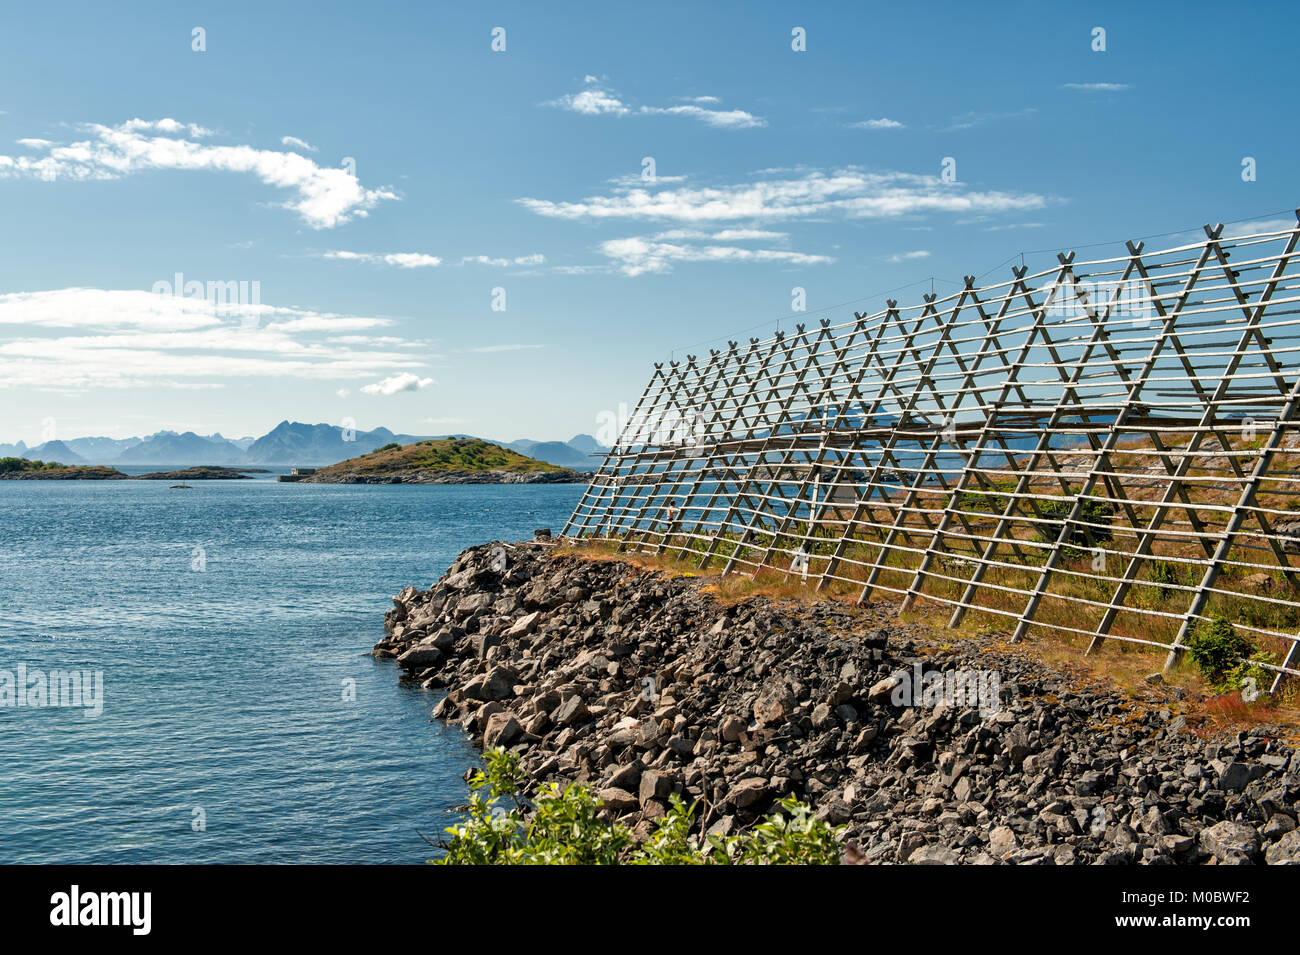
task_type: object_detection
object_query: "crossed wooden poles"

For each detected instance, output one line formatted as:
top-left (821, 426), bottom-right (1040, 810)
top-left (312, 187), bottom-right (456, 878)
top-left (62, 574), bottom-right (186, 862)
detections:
top-left (564, 214), bottom-right (1300, 690)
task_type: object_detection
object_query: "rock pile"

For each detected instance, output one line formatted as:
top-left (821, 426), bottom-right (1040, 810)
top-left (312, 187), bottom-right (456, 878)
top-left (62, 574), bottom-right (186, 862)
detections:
top-left (374, 541), bottom-right (1300, 865)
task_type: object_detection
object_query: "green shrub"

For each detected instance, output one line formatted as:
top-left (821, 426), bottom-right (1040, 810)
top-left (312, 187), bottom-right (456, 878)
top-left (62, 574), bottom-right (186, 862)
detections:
top-left (1028, 497), bottom-right (1115, 560)
top-left (1147, 559), bottom-right (1179, 596)
top-left (434, 748), bottom-right (843, 865)
top-left (1184, 616), bottom-right (1256, 690)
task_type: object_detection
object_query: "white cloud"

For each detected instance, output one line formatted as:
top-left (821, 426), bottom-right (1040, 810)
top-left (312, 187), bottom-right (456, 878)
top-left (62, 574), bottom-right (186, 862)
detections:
top-left (1062, 83), bottom-right (1131, 92)
top-left (548, 79), bottom-right (765, 128)
top-left (337, 388), bottom-right (351, 398)
top-left (325, 250), bottom-right (442, 268)
top-left (551, 87), bottom-right (630, 116)
top-left (599, 237), bottom-right (834, 276)
top-left (519, 167), bottom-right (1050, 224)
top-left (0, 287), bottom-right (426, 390)
top-left (121, 118), bottom-right (214, 137)
top-left (459, 253), bottom-right (546, 267)
top-left (361, 372), bottom-right (434, 396)
top-left (0, 118), bottom-right (396, 228)
top-left (327, 251), bottom-right (547, 270)
top-left (281, 135), bottom-right (318, 152)
top-left (848, 118), bottom-right (904, 129)
top-left (887, 250), bottom-right (930, 263)
top-left (15, 138), bottom-right (54, 149)
top-left (653, 228), bottom-right (787, 241)
top-left (1222, 218), bottom-right (1296, 238)
top-left (639, 104), bottom-right (765, 129)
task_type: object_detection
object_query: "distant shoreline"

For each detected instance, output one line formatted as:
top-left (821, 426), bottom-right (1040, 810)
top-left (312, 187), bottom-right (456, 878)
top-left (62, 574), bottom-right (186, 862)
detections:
top-left (0, 465), bottom-right (272, 481)
top-left (0, 465), bottom-right (591, 484)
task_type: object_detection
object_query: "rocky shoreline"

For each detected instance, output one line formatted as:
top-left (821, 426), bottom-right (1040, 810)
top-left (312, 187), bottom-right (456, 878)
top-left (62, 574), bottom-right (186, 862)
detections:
top-left (375, 540), bottom-right (1300, 865)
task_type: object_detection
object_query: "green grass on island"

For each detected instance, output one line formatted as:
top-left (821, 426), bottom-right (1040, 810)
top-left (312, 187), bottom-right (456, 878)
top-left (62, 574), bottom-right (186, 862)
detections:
top-left (0, 456), bottom-right (125, 479)
top-left (315, 438), bottom-right (568, 477)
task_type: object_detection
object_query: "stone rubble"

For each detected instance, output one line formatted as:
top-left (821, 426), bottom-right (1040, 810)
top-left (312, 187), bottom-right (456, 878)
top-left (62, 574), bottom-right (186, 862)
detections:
top-left (373, 540), bottom-right (1300, 865)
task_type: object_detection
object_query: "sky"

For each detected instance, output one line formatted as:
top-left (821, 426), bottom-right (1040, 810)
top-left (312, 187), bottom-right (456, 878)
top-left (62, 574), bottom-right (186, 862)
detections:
top-left (1, 0), bottom-right (1298, 446)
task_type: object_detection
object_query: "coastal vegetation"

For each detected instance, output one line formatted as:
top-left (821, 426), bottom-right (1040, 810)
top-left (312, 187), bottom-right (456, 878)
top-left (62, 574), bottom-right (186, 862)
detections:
top-left (434, 748), bottom-right (842, 865)
top-left (0, 456), bottom-right (63, 473)
top-left (0, 457), bottom-right (126, 479)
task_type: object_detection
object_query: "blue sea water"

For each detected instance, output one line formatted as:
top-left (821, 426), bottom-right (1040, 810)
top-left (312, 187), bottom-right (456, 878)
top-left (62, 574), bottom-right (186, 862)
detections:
top-left (0, 477), bottom-right (584, 864)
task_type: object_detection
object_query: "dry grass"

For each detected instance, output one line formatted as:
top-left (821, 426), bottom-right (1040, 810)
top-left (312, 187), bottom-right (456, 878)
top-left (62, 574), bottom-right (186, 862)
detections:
top-left (560, 536), bottom-right (1300, 736)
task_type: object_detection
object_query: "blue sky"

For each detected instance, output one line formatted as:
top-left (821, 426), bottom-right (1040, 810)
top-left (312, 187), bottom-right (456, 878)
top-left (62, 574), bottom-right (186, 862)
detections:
top-left (1, 0), bottom-right (1297, 445)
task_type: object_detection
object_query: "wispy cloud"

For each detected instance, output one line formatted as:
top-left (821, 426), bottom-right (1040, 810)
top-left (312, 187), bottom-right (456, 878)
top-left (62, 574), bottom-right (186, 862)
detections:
top-left (848, 118), bottom-right (904, 130)
top-left (459, 254), bottom-right (546, 267)
top-left (938, 108), bottom-right (1036, 132)
top-left (519, 167), bottom-right (1051, 224)
top-left (1221, 218), bottom-right (1296, 238)
top-left (982, 221), bottom-right (1045, 232)
top-left (641, 104), bottom-right (765, 128)
top-left (598, 237), bottom-right (834, 277)
top-left (361, 372), bottom-right (434, 396)
top-left (325, 251), bottom-right (544, 268)
top-left (0, 288), bottom-right (428, 390)
top-left (1061, 82), bottom-right (1131, 92)
top-left (0, 118), bottom-right (396, 228)
top-left (652, 228), bottom-right (788, 241)
top-left (325, 251), bottom-right (442, 268)
top-left (280, 135), bottom-right (318, 152)
top-left (548, 78), bottom-right (765, 129)
top-left (887, 250), bottom-right (930, 263)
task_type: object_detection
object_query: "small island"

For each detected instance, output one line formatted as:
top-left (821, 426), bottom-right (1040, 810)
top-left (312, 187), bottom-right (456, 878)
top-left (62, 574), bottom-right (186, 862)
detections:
top-left (0, 458), bottom-right (277, 481)
top-left (289, 438), bottom-right (585, 484)
top-left (0, 457), bottom-right (127, 480)
top-left (133, 466), bottom-right (270, 481)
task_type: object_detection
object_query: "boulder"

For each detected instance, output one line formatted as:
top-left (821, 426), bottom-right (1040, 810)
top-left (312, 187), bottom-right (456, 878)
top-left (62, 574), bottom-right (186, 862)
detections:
top-left (396, 644), bottom-right (443, 670)
top-left (597, 787), bottom-right (639, 814)
top-left (483, 712), bottom-right (521, 748)
top-left (753, 685), bottom-right (795, 726)
top-left (718, 715), bottom-right (746, 742)
top-left (553, 694), bottom-right (590, 726)
top-left (1265, 828), bottom-right (1300, 865)
top-left (867, 675), bottom-right (901, 704)
top-left (988, 825), bottom-right (1019, 858)
top-left (1199, 820), bottom-right (1260, 863)
top-left (727, 777), bottom-right (770, 809)
top-left (506, 611), bottom-right (543, 638)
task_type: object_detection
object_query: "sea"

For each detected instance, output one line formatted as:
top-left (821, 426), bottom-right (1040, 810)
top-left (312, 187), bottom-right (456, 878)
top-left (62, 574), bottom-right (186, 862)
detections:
top-left (0, 471), bottom-right (584, 863)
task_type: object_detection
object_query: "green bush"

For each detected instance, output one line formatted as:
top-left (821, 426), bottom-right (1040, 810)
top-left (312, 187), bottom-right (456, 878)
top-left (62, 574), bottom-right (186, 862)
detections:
top-left (1147, 559), bottom-right (1180, 596)
top-left (434, 748), bottom-right (843, 865)
top-left (0, 457), bottom-right (62, 474)
top-left (1027, 496), bottom-right (1115, 560)
top-left (1185, 616), bottom-right (1254, 689)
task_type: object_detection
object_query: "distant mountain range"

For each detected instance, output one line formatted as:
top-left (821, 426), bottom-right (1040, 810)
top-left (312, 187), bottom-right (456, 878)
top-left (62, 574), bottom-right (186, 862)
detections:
top-left (0, 422), bottom-right (609, 471)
